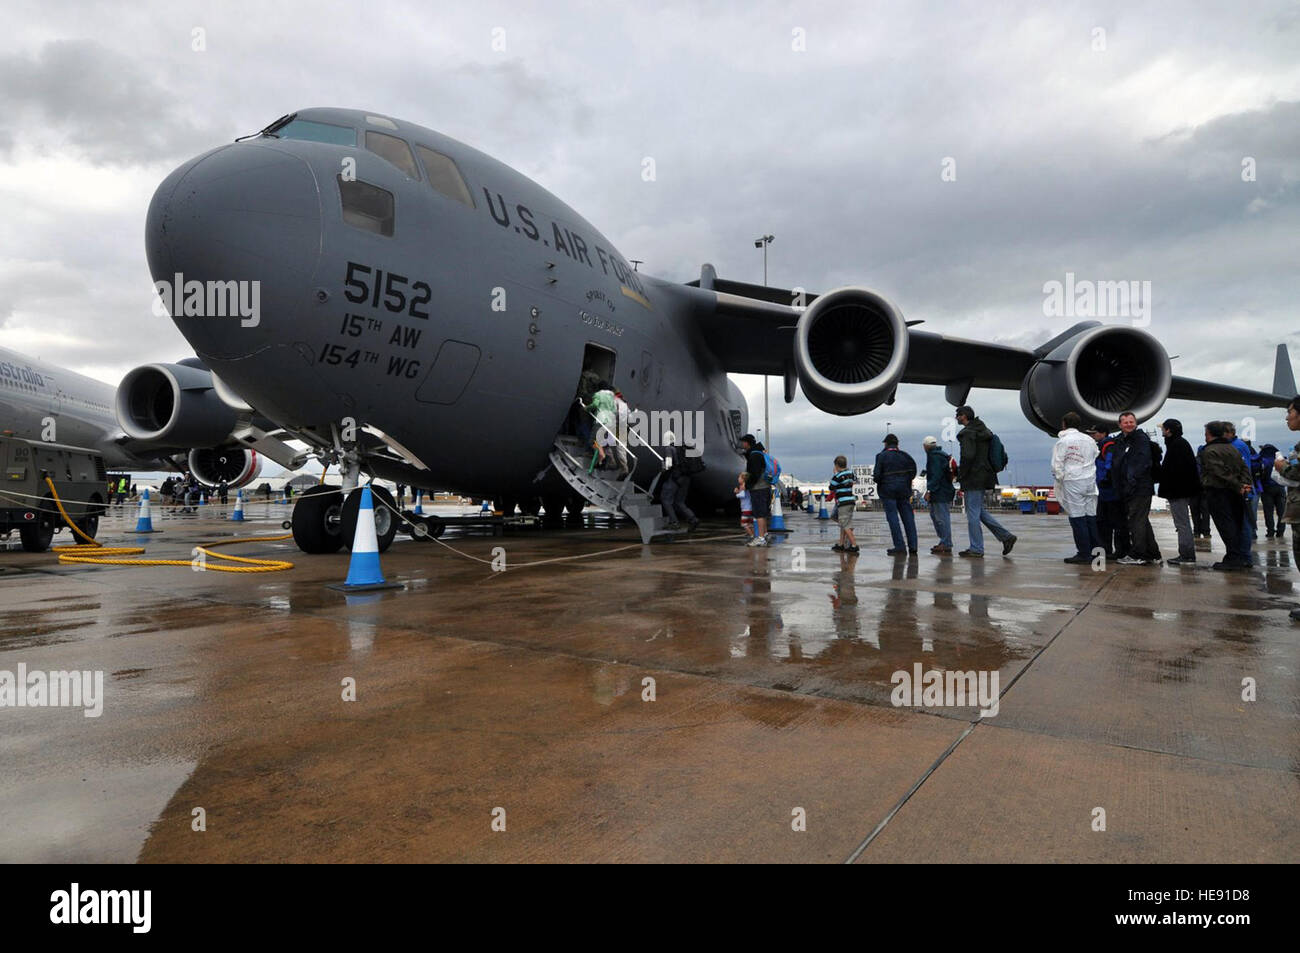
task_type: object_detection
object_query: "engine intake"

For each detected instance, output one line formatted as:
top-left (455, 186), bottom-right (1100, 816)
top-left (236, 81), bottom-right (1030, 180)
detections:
top-left (188, 448), bottom-right (262, 489)
top-left (115, 362), bottom-right (239, 447)
top-left (793, 287), bottom-right (909, 415)
top-left (1019, 326), bottom-right (1172, 435)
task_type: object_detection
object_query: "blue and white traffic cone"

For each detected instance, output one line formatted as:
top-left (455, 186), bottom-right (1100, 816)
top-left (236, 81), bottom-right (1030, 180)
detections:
top-left (481, 500), bottom-right (492, 514)
top-left (770, 491), bottom-right (788, 532)
top-left (818, 494), bottom-right (830, 520)
top-left (230, 490), bottom-right (245, 521)
top-left (329, 486), bottom-right (403, 592)
top-left (805, 495), bottom-right (815, 514)
top-left (414, 494), bottom-right (425, 517)
top-left (133, 489), bottom-right (159, 533)
top-left (198, 492), bottom-right (207, 506)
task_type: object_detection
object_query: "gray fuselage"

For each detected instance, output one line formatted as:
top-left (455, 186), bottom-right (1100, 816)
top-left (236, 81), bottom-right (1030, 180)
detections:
top-left (146, 108), bottom-right (748, 501)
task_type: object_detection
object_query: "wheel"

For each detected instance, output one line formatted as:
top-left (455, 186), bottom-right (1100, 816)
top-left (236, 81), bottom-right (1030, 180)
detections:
top-left (494, 497), bottom-right (517, 517)
top-left (19, 496), bottom-right (55, 552)
top-left (292, 485), bottom-right (345, 554)
top-left (406, 514), bottom-right (445, 540)
top-left (565, 494), bottom-right (586, 517)
top-left (73, 493), bottom-right (104, 542)
top-left (340, 484), bottom-right (398, 553)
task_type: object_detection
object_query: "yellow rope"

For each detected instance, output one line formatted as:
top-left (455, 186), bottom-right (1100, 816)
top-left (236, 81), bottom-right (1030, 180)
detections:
top-left (43, 477), bottom-right (295, 572)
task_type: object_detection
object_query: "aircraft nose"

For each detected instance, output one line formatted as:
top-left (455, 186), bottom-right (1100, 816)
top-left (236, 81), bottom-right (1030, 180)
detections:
top-left (146, 142), bottom-right (322, 359)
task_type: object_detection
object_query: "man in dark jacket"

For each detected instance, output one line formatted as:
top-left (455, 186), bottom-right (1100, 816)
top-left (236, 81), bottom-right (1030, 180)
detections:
top-left (954, 406), bottom-right (1016, 557)
top-left (874, 434), bottom-right (918, 555)
top-left (1112, 411), bottom-right (1162, 565)
top-left (1159, 419), bottom-right (1200, 566)
top-left (922, 436), bottom-right (956, 553)
top-left (658, 431), bottom-right (700, 531)
top-left (1201, 420), bottom-right (1254, 570)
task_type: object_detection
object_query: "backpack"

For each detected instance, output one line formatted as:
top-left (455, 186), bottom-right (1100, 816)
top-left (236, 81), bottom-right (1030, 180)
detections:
top-left (1150, 440), bottom-right (1164, 482)
top-left (761, 451), bottom-right (781, 483)
top-left (681, 452), bottom-right (706, 476)
top-left (987, 434), bottom-right (1009, 472)
top-left (1250, 452), bottom-right (1264, 483)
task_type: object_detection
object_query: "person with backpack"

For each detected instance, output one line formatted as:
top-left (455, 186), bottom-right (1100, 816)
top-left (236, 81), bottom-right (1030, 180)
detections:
top-left (740, 433), bottom-right (773, 547)
top-left (1158, 418), bottom-right (1201, 566)
top-left (1051, 412), bottom-right (1100, 564)
top-left (922, 436), bottom-right (955, 554)
top-left (1258, 443), bottom-right (1287, 538)
top-left (954, 405), bottom-right (1016, 558)
top-left (658, 431), bottom-right (700, 531)
top-left (1224, 422), bottom-right (1256, 565)
top-left (1110, 411), bottom-right (1162, 565)
top-left (874, 434), bottom-right (918, 555)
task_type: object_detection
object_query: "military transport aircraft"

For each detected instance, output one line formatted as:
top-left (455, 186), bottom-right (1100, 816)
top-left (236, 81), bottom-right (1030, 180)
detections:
top-left (131, 106), bottom-right (1295, 552)
top-left (0, 343), bottom-right (298, 488)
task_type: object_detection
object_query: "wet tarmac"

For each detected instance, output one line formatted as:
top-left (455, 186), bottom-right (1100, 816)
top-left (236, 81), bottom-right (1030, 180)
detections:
top-left (1, 501), bottom-right (1296, 862)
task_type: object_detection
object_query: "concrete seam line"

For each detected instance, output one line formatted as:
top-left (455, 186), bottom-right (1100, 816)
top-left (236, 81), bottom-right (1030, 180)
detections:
top-left (842, 572), bottom-right (1116, 864)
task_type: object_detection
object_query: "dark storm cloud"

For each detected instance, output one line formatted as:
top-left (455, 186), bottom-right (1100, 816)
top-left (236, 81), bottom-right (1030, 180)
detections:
top-left (0, 0), bottom-right (1296, 484)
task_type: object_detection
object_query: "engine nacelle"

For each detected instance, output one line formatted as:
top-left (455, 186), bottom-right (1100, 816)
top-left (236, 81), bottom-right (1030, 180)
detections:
top-left (188, 448), bottom-right (262, 489)
top-left (116, 362), bottom-right (238, 447)
top-left (793, 287), bottom-right (909, 415)
top-left (1019, 326), bottom-right (1172, 435)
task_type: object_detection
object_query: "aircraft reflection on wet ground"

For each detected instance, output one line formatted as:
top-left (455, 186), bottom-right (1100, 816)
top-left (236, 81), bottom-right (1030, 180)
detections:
top-left (1, 503), bottom-right (1296, 862)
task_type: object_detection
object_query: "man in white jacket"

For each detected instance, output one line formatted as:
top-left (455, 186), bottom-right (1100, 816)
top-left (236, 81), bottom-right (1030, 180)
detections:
top-left (1053, 411), bottom-right (1101, 564)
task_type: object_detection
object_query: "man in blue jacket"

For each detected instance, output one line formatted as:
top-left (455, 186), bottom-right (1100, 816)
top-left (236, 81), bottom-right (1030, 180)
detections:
top-left (1224, 422), bottom-right (1256, 565)
top-left (1258, 443), bottom-right (1287, 538)
top-left (874, 433), bottom-right (918, 556)
top-left (1088, 423), bottom-right (1129, 560)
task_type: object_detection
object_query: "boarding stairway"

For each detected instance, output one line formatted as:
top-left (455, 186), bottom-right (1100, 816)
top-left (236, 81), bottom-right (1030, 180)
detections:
top-left (548, 432), bottom-right (684, 545)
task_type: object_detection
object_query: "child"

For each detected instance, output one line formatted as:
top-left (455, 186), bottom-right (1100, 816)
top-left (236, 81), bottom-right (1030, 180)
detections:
top-left (828, 455), bottom-right (858, 553)
top-left (736, 472), bottom-right (755, 538)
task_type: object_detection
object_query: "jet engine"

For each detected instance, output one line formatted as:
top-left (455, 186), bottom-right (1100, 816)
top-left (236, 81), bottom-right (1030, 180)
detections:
top-left (1019, 325), bottom-right (1172, 435)
top-left (115, 361), bottom-right (238, 447)
top-left (793, 287), bottom-right (910, 415)
top-left (187, 447), bottom-right (262, 489)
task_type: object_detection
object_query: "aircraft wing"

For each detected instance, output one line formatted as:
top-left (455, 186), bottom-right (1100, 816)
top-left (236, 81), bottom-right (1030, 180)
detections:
top-left (682, 270), bottom-right (1037, 393)
top-left (680, 268), bottom-right (1296, 419)
top-left (1167, 377), bottom-right (1290, 409)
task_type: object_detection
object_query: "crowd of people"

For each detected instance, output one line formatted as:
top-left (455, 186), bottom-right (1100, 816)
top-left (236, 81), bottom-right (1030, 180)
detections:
top-left (734, 398), bottom-right (1300, 604)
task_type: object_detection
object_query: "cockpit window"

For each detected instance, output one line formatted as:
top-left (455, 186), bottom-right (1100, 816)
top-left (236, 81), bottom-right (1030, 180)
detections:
top-left (414, 145), bottom-right (475, 208)
top-left (365, 131), bottom-right (420, 179)
top-left (274, 119), bottom-right (356, 146)
top-left (338, 177), bottom-right (394, 237)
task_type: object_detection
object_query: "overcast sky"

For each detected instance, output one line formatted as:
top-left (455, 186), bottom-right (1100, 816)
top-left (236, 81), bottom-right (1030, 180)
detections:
top-left (3, 0), bottom-right (1298, 482)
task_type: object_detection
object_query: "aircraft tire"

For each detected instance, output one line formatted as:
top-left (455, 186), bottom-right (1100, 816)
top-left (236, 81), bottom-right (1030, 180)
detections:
top-left (406, 514), bottom-right (444, 540)
top-left (292, 485), bottom-right (345, 554)
top-left (20, 496), bottom-right (56, 552)
top-left (565, 494), bottom-right (586, 517)
top-left (340, 485), bottom-right (398, 553)
top-left (494, 497), bottom-right (517, 517)
top-left (518, 497), bottom-right (542, 517)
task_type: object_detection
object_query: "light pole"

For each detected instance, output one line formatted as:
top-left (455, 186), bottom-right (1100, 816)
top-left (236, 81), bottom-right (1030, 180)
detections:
top-left (755, 235), bottom-right (774, 450)
top-left (850, 442), bottom-right (856, 468)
